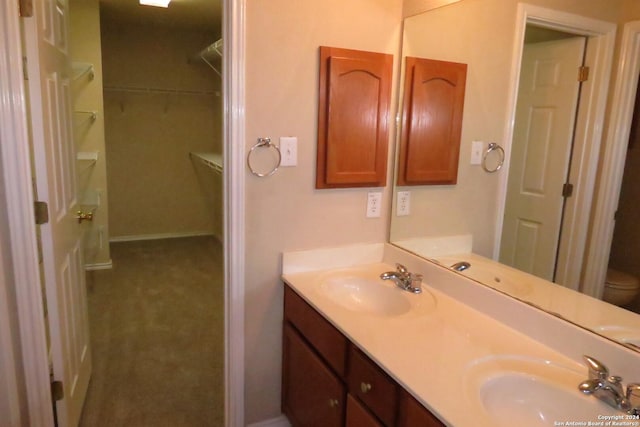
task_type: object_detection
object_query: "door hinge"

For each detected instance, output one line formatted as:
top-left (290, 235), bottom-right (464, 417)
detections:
top-left (51, 380), bottom-right (64, 402)
top-left (22, 56), bottom-right (29, 81)
top-left (562, 183), bottom-right (574, 198)
top-left (578, 66), bottom-right (590, 82)
top-left (19, 0), bottom-right (33, 17)
top-left (34, 201), bottom-right (49, 225)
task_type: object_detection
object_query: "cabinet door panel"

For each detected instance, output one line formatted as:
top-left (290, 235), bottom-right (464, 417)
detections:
top-left (398, 57), bottom-right (467, 185)
top-left (282, 324), bottom-right (345, 427)
top-left (317, 46), bottom-right (392, 188)
top-left (346, 394), bottom-right (383, 427)
top-left (397, 389), bottom-right (445, 427)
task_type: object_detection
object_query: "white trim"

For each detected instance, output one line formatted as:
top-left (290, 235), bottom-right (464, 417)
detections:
top-left (84, 261), bottom-right (113, 271)
top-left (493, 3), bottom-right (616, 291)
top-left (583, 21), bottom-right (640, 298)
top-left (0, 2), bottom-right (55, 426)
top-left (109, 231), bottom-right (215, 242)
top-left (247, 415), bottom-right (291, 427)
top-left (224, 0), bottom-right (246, 426)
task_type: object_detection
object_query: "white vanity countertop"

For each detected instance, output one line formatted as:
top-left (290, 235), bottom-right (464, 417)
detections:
top-left (281, 243), bottom-right (639, 427)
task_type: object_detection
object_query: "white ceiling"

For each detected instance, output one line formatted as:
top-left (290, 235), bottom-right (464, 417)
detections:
top-left (99, 0), bottom-right (222, 35)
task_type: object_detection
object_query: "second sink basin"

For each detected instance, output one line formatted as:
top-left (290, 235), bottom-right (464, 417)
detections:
top-left (466, 356), bottom-right (619, 426)
top-left (315, 266), bottom-right (435, 317)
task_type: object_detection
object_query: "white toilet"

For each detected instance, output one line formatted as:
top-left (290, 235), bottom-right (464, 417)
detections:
top-left (603, 268), bottom-right (640, 307)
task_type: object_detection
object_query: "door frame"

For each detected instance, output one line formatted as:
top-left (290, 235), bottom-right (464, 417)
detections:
top-left (493, 3), bottom-right (616, 291)
top-left (582, 21), bottom-right (640, 299)
top-left (0, 0), bottom-right (56, 424)
top-left (0, 0), bottom-right (247, 425)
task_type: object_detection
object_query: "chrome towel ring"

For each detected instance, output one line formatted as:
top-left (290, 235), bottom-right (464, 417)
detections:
top-left (482, 142), bottom-right (505, 173)
top-left (247, 137), bottom-right (281, 177)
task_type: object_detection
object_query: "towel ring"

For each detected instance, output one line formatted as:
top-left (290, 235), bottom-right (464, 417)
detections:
top-left (482, 142), bottom-right (505, 173)
top-left (247, 137), bottom-right (281, 177)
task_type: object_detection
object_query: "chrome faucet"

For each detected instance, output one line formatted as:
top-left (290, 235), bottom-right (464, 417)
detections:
top-left (578, 355), bottom-right (640, 415)
top-left (450, 261), bottom-right (471, 272)
top-left (380, 263), bottom-right (422, 294)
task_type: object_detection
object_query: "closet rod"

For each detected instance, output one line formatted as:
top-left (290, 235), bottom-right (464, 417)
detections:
top-left (103, 85), bottom-right (217, 96)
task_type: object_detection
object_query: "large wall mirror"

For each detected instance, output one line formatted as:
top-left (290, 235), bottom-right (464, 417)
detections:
top-left (390, 0), bottom-right (640, 351)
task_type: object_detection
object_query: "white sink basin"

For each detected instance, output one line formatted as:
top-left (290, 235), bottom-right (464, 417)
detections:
top-left (466, 356), bottom-right (618, 426)
top-left (315, 267), bottom-right (435, 317)
top-left (435, 256), bottom-right (533, 297)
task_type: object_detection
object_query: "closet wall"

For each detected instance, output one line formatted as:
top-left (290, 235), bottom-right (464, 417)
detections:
top-left (100, 17), bottom-right (223, 241)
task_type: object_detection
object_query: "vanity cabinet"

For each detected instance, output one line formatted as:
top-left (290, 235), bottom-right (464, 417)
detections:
top-left (282, 285), bottom-right (445, 427)
top-left (316, 46), bottom-right (393, 189)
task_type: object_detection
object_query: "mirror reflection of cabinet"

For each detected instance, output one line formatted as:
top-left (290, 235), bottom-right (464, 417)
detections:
top-left (397, 57), bottom-right (467, 186)
top-left (316, 46), bottom-right (393, 189)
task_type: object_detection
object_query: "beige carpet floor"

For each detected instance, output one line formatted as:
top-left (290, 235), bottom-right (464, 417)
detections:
top-left (79, 236), bottom-right (224, 427)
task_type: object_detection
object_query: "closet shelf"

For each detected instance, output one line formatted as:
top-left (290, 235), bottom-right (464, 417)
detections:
top-left (77, 153), bottom-right (98, 174)
top-left (72, 62), bottom-right (95, 81)
top-left (190, 152), bottom-right (223, 173)
top-left (193, 38), bottom-right (223, 77)
top-left (103, 85), bottom-right (216, 96)
top-left (77, 151), bottom-right (98, 167)
top-left (74, 111), bottom-right (97, 127)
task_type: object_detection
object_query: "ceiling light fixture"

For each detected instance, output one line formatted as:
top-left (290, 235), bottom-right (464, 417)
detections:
top-left (139, 0), bottom-right (171, 8)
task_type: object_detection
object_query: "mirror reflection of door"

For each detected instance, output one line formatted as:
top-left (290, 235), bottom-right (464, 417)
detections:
top-left (500, 27), bottom-right (587, 282)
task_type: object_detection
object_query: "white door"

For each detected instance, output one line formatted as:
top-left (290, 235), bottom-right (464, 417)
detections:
top-left (23, 1), bottom-right (91, 426)
top-left (499, 37), bottom-right (586, 281)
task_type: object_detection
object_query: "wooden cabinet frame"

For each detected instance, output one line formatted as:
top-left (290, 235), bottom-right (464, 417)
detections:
top-left (316, 46), bottom-right (393, 189)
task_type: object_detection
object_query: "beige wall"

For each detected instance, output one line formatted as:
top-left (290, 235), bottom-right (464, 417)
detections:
top-left (390, 0), bottom-right (625, 258)
top-left (403, 0), bottom-right (462, 18)
top-left (245, 0), bottom-right (403, 422)
top-left (101, 20), bottom-right (222, 240)
top-left (69, 0), bottom-right (111, 265)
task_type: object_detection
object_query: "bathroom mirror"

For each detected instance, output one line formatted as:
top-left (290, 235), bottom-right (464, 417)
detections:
top-left (390, 0), bottom-right (640, 351)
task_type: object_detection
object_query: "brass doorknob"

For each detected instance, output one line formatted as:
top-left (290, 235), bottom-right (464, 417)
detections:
top-left (328, 398), bottom-right (339, 408)
top-left (360, 382), bottom-right (372, 393)
top-left (75, 210), bottom-right (94, 223)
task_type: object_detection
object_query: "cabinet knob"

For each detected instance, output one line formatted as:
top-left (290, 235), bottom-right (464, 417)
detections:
top-left (328, 398), bottom-right (339, 408)
top-left (360, 382), bottom-right (372, 393)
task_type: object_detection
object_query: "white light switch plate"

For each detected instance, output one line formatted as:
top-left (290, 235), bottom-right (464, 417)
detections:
top-left (280, 137), bottom-right (297, 166)
top-left (366, 192), bottom-right (382, 218)
top-left (397, 191), bottom-right (410, 216)
top-left (471, 140), bottom-right (484, 165)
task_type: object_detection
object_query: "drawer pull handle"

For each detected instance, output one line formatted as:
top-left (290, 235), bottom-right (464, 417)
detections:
top-left (360, 382), bottom-right (372, 393)
top-left (328, 398), bottom-right (339, 408)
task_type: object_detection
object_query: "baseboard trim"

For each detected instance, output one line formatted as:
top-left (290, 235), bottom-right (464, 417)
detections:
top-left (246, 415), bottom-right (290, 427)
top-left (109, 231), bottom-right (215, 243)
top-left (84, 260), bottom-right (113, 271)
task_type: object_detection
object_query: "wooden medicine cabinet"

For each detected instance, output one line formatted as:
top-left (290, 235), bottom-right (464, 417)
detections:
top-left (316, 46), bottom-right (393, 189)
top-left (397, 57), bottom-right (467, 186)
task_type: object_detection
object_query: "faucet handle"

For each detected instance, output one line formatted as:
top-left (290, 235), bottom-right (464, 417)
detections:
top-left (627, 383), bottom-right (640, 410)
top-left (395, 263), bottom-right (408, 274)
top-left (583, 355), bottom-right (609, 380)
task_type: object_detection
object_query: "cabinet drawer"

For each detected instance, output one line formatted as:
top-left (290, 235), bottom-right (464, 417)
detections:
top-left (346, 394), bottom-right (383, 427)
top-left (347, 346), bottom-right (398, 426)
top-left (282, 324), bottom-right (345, 427)
top-left (284, 285), bottom-right (348, 377)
